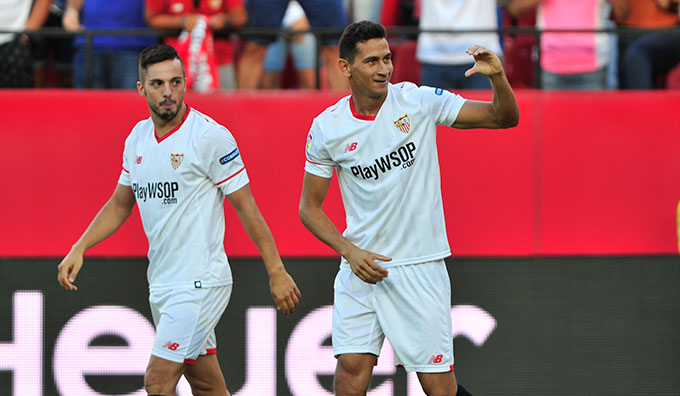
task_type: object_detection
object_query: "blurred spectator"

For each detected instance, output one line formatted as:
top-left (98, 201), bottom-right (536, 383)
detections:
top-left (612, 0), bottom-right (680, 89)
top-left (501, 3), bottom-right (536, 88)
top-left (380, 0), bottom-right (419, 32)
top-left (0, 0), bottom-right (50, 88)
top-left (32, 0), bottom-right (74, 88)
top-left (417, 0), bottom-right (502, 90)
top-left (63, 0), bottom-right (157, 89)
top-left (347, 0), bottom-right (384, 22)
top-left (261, 1), bottom-right (317, 89)
top-left (506, 0), bottom-right (612, 90)
top-left (237, 0), bottom-right (348, 90)
top-left (145, 0), bottom-right (247, 90)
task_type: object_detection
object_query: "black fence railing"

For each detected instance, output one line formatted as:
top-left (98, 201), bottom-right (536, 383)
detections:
top-left (2, 25), bottom-right (679, 89)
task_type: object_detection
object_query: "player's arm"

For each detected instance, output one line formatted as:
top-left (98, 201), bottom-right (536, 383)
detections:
top-left (57, 184), bottom-right (136, 291)
top-left (299, 172), bottom-right (390, 284)
top-left (453, 46), bottom-right (519, 130)
top-left (226, 184), bottom-right (301, 316)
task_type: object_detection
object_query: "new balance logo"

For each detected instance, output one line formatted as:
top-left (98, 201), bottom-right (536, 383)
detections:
top-left (162, 341), bottom-right (180, 351)
top-left (344, 142), bottom-right (358, 153)
top-left (427, 354), bottom-right (444, 364)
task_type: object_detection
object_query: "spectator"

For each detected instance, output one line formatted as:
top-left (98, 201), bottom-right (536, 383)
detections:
top-left (501, 3), bottom-right (536, 88)
top-left (261, 1), bottom-right (317, 89)
top-left (506, 0), bottom-right (612, 90)
top-left (347, 0), bottom-right (384, 22)
top-left (417, 0), bottom-right (502, 90)
top-left (612, 0), bottom-right (680, 89)
top-left (0, 0), bottom-right (50, 88)
top-left (63, 0), bottom-right (157, 89)
top-left (236, 0), bottom-right (349, 90)
top-left (145, 0), bottom-right (247, 91)
top-left (32, 0), bottom-right (75, 88)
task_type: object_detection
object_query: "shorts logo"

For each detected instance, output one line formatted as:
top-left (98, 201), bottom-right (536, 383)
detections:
top-left (162, 341), bottom-right (180, 351)
top-left (136, 156), bottom-right (143, 165)
top-left (344, 142), bottom-right (358, 153)
top-left (170, 153), bottom-right (184, 170)
top-left (219, 148), bottom-right (240, 165)
top-left (427, 354), bottom-right (444, 364)
top-left (393, 114), bottom-right (411, 134)
top-left (194, 280), bottom-right (202, 288)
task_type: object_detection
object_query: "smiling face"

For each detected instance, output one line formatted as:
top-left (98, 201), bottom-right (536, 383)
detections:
top-left (341, 37), bottom-right (393, 100)
top-left (137, 58), bottom-right (186, 122)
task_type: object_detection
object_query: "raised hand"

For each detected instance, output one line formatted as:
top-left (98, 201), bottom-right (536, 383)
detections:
top-left (464, 45), bottom-right (504, 78)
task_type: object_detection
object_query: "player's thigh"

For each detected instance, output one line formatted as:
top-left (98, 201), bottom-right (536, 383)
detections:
top-left (332, 267), bottom-right (385, 357)
top-left (374, 260), bottom-right (454, 373)
top-left (150, 285), bottom-right (231, 364)
top-left (183, 353), bottom-right (228, 396)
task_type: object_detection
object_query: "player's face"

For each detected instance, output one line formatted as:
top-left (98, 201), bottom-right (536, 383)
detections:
top-left (138, 59), bottom-right (186, 122)
top-left (343, 38), bottom-right (393, 99)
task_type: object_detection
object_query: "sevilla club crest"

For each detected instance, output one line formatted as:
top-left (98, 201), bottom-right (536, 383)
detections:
top-left (171, 153), bottom-right (184, 170)
top-left (393, 114), bottom-right (411, 134)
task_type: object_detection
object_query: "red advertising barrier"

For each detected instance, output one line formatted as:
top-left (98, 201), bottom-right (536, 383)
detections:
top-left (1, 89), bottom-right (679, 257)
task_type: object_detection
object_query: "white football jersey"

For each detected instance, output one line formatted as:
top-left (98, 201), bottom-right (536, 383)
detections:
top-left (305, 82), bottom-right (467, 268)
top-left (118, 106), bottom-right (249, 291)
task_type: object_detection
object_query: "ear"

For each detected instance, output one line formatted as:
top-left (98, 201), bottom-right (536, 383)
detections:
top-left (137, 80), bottom-right (145, 97)
top-left (338, 58), bottom-right (351, 78)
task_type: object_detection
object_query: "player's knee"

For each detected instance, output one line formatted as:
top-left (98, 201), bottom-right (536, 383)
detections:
top-left (144, 366), bottom-right (176, 394)
top-left (334, 358), bottom-right (372, 395)
top-left (188, 378), bottom-right (228, 396)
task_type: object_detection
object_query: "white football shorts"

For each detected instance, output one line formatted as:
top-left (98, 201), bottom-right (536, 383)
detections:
top-left (332, 259), bottom-right (454, 373)
top-left (150, 284), bottom-right (232, 364)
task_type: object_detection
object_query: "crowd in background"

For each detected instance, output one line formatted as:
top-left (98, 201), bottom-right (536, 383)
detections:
top-left (1, 0), bottom-right (679, 90)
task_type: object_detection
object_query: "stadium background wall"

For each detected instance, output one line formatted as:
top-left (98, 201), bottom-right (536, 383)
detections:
top-left (1, 90), bottom-right (680, 257)
top-left (1, 90), bottom-right (679, 395)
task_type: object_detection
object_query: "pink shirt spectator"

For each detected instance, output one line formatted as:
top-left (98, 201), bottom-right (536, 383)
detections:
top-left (537, 0), bottom-right (610, 74)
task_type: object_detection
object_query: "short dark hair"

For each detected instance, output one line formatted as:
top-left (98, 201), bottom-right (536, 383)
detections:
top-left (339, 21), bottom-right (387, 63)
top-left (138, 44), bottom-right (185, 82)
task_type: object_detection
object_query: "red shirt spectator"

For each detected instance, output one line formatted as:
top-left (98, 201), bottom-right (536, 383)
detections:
top-left (146, 0), bottom-right (246, 89)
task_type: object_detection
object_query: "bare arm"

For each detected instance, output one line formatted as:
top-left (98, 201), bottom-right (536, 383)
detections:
top-left (610, 0), bottom-right (631, 22)
top-left (655, 0), bottom-right (679, 11)
top-left (25, 0), bottom-right (51, 30)
top-left (62, 0), bottom-right (84, 31)
top-left (299, 172), bottom-right (390, 284)
top-left (145, 6), bottom-right (199, 31)
top-left (209, 4), bottom-right (248, 31)
top-left (57, 184), bottom-right (136, 290)
top-left (453, 46), bottom-right (519, 129)
top-left (504, 0), bottom-right (541, 18)
top-left (226, 184), bottom-right (300, 315)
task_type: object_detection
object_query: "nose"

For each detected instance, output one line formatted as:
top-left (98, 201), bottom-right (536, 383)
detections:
top-left (378, 61), bottom-right (390, 76)
top-left (162, 83), bottom-right (172, 96)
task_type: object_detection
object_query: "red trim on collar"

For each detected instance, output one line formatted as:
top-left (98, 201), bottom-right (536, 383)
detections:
top-left (349, 97), bottom-right (376, 121)
top-left (155, 104), bottom-right (191, 143)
